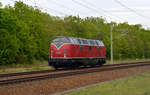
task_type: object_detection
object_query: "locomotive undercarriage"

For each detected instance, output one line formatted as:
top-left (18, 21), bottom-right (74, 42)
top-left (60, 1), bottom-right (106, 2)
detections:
top-left (48, 58), bottom-right (106, 69)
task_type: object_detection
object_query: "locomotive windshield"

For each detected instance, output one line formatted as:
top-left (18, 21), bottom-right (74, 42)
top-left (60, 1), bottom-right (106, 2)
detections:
top-left (52, 37), bottom-right (71, 48)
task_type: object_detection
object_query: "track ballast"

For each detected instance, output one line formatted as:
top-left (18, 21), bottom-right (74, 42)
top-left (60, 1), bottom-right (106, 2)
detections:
top-left (0, 61), bottom-right (150, 86)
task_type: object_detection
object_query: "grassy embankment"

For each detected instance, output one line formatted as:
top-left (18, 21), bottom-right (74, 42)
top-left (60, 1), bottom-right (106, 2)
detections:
top-left (0, 61), bottom-right (52, 74)
top-left (67, 71), bottom-right (150, 95)
top-left (0, 59), bottom-right (150, 74)
top-left (106, 58), bottom-right (150, 64)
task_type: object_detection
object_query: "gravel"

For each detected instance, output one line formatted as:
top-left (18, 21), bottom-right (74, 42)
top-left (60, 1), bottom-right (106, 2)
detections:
top-left (0, 65), bottom-right (150, 95)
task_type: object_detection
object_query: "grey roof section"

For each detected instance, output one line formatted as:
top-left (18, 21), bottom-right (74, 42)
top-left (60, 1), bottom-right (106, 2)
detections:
top-left (55, 36), bottom-right (104, 46)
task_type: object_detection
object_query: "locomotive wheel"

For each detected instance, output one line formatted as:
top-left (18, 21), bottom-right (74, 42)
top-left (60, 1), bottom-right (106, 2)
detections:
top-left (54, 66), bottom-right (58, 70)
top-left (99, 63), bottom-right (103, 66)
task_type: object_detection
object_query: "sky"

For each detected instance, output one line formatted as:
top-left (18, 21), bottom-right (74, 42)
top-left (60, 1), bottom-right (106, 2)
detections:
top-left (1, 0), bottom-right (150, 28)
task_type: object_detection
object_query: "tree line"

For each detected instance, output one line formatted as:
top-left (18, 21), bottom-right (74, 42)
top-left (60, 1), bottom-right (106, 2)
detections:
top-left (0, 1), bottom-right (150, 65)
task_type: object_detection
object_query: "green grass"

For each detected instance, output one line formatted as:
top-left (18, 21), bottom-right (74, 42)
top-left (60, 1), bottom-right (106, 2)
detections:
top-left (106, 58), bottom-right (150, 65)
top-left (0, 61), bottom-right (53, 74)
top-left (67, 71), bottom-right (150, 95)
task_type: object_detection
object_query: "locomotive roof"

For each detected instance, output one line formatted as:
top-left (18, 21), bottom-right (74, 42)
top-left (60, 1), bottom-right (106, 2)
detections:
top-left (54, 36), bottom-right (104, 46)
top-left (56, 36), bottom-right (101, 41)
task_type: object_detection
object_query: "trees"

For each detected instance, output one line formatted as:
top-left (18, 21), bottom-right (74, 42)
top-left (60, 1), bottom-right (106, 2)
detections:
top-left (0, 8), bottom-right (19, 64)
top-left (0, 1), bottom-right (150, 65)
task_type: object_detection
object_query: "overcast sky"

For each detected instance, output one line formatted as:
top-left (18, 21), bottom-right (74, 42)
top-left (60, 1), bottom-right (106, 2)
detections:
top-left (1, 0), bottom-right (150, 28)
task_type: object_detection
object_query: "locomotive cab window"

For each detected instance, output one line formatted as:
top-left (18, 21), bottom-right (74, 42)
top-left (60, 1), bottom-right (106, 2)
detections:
top-left (52, 37), bottom-right (71, 48)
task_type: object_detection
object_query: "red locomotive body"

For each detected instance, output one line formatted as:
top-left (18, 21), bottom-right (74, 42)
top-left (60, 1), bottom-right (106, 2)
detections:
top-left (48, 36), bottom-right (106, 68)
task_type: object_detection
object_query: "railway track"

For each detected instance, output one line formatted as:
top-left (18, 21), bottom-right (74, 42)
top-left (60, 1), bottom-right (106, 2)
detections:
top-left (0, 61), bottom-right (148, 78)
top-left (0, 61), bottom-right (150, 86)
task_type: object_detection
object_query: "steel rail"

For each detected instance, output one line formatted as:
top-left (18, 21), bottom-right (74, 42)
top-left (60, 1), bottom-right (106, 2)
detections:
top-left (0, 62), bottom-right (150, 86)
top-left (0, 61), bottom-right (149, 78)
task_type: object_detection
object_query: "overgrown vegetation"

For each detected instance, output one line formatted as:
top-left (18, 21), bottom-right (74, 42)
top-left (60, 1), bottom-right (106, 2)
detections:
top-left (68, 71), bottom-right (150, 95)
top-left (0, 1), bottom-right (150, 65)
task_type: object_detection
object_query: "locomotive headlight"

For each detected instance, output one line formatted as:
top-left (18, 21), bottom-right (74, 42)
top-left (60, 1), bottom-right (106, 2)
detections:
top-left (64, 50), bottom-right (66, 58)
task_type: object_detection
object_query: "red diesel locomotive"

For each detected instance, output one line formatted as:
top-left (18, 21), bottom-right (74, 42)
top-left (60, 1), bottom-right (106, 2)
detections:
top-left (48, 36), bottom-right (106, 69)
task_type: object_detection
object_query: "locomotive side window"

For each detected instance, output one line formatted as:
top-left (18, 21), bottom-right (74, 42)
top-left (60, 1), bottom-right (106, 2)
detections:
top-left (74, 38), bottom-right (80, 44)
top-left (82, 40), bottom-right (88, 45)
top-left (89, 40), bottom-right (95, 45)
top-left (101, 42), bottom-right (104, 46)
top-left (97, 41), bottom-right (101, 46)
top-left (70, 38), bottom-right (79, 44)
top-left (69, 37), bottom-right (75, 44)
top-left (77, 39), bottom-right (82, 44)
top-left (95, 41), bottom-right (99, 46)
top-left (96, 40), bottom-right (100, 46)
top-left (97, 41), bottom-right (104, 46)
top-left (93, 41), bottom-right (97, 46)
